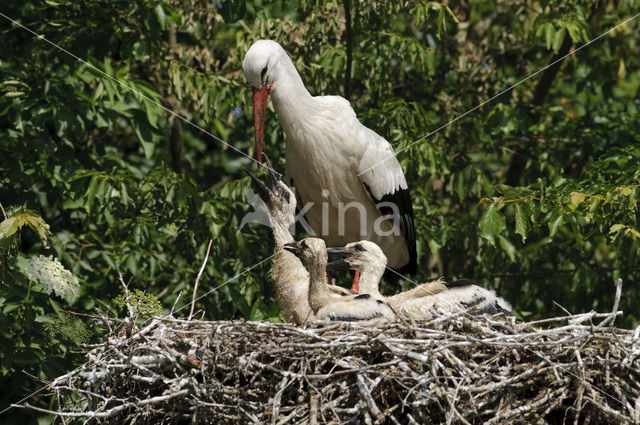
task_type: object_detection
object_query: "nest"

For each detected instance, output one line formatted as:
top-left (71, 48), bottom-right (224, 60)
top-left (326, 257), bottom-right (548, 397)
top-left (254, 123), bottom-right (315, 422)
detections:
top-left (22, 306), bottom-right (640, 424)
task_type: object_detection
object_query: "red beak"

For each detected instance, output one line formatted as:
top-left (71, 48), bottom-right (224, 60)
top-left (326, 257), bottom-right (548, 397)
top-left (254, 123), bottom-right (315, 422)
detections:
top-left (252, 85), bottom-right (270, 169)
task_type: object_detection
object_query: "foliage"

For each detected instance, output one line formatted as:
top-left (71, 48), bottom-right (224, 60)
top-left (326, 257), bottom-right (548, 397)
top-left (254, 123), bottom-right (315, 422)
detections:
top-left (113, 288), bottom-right (163, 318)
top-left (43, 313), bottom-right (91, 346)
top-left (1, 0), bottom-right (639, 422)
top-left (0, 208), bottom-right (51, 263)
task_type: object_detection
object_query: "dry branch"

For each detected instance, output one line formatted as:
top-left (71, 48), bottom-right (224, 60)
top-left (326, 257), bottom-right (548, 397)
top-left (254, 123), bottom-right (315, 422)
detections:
top-left (19, 307), bottom-right (640, 424)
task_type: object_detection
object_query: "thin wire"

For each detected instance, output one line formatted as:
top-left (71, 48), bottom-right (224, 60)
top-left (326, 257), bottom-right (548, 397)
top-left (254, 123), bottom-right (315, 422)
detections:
top-left (173, 253), bottom-right (276, 315)
top-left (0, 389), bottom-right (47, 415)
top-left (523, 346), bottom-right (624, 406)
top-left (0, 12), bottom-right (282, 177)
top-left (357, 11), bottom-right (640, 177)
top-left (385, 267), bottom-right (625, 407)
top-left (385, 265), bottom-right (426, 287)
top-left (0, 13), bottom-right (282, 416)
top-left (1, 8), bottom-right (635, 419)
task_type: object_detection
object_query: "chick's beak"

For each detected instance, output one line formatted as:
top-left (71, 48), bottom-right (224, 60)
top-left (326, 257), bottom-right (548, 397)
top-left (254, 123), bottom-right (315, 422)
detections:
top-left (326, 247), bottom-right (352, 270)
top-left (261, 153), bottom-right (280, 196)
top-left (244, 169), bottom-right (271, 206)
top-left (326, 247), bottom-right (350, 257)
top-left (283, 242), bottom-right (300, 255)
top-left (326, 259), bottom-right (351, 271)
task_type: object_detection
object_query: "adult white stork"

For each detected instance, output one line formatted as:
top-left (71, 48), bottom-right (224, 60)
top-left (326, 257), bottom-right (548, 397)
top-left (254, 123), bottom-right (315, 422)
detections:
top-left (242, 40), bottom-right (417, 290)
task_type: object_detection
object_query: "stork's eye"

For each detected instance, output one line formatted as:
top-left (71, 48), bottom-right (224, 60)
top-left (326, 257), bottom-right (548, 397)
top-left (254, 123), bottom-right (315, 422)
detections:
top-left (353, 244), bottom-right (365, 252)
top-left (261, 65), bottom-right (268, 83)
top-left (301, 240), bottom-right (308, 250)
top-left (280, 186), bottom-right (291, 202)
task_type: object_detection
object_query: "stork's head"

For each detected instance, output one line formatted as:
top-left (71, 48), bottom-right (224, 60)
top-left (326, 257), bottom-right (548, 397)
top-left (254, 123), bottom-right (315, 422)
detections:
top-left (242, 40), bottom-right (287, 167)
top-left (326, 241), bottom-right (387, 274)
top-left (284, 238), bottom-right (327, 266)
top-left (245, 154), bottom-right (296, 228)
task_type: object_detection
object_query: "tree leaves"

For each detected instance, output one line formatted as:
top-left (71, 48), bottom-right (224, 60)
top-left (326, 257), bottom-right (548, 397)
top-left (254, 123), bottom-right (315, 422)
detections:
top-left (1, 2), bottom-right (640, 420)
top-left (0, 209), bottom-right (51, 248)
top-left (547, 210), bottom-right (565, 238)
top-left (479, 203), bottom-right (506, 246)
top-left (569, 192), bottom-right (587, 210)
top-left (220, 0), bottom-right (246, 23)
top-left (515, 203), bottom-right (529, 243)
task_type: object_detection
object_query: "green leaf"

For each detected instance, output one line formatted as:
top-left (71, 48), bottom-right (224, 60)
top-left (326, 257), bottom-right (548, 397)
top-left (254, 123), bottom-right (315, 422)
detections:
top-left (425, 49), bottom-right (436, 77)
top-left (3, 303), bottom-right (20, 314)
top-left (427, 238), bottom-right (442, 255)
top-left (545, 23), bottom-right (555, 50)
top-left (609, 223), bottom-right (626, 234)
top-left (627, 227), bottom-right (640, 239)
top-left (515, 203), bottom-right (529, 242)
top-left (154, 4), bottom-right (167, 30)
top-left (220, 0), bottom-right (246, 23)
top-left (23, 213), bottom-right (52, 246)
top-left (569, 191), bottom-right (587, 210)
top-left (130, 115), bottom-right (156, 159)
top-left (552, 27), bottom-right (566, 53)
top-left (548, 211), bottom-right (565, 237)
top-left (0, 210), bottom-right (51, 246)
top-left (498, 235), bottom-right (516, 262)
top-left (84, 177), bottom-right (99, 213)
top-left (0, 217), bottom-right (19, 240)
top-left (479, 203), bottom-right (506, 246)
top-left (616, 186), bottom-right (633, 196)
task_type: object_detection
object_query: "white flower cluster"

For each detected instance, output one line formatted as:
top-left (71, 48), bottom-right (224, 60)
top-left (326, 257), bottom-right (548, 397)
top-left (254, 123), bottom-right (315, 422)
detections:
top-left (21, 255), bottom-right (80, 302)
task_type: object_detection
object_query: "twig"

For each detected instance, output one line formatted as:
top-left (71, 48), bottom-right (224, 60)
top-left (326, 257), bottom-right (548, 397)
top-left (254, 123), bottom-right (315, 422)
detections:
top-left (189, 239), bottom-right (213, 321)
top-left (596, 278), bottom-right (623, 328)
top-left (58, 309), bottom-right (102, 319)
top-left (170, 291), bottom-right (183, 316)
top-left (552, 300), bottom-right (572, 316)
top-left (20, 389), bottom-right (188, 418)
top-left (18, 311), bottom-right (639, 424)
top-left (357, 374), bottom-right (384, 423)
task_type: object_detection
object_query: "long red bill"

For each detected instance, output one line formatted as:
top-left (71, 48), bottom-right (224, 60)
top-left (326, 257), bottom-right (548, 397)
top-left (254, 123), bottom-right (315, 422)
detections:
top-left (252, 85), bottom-right (270, 169)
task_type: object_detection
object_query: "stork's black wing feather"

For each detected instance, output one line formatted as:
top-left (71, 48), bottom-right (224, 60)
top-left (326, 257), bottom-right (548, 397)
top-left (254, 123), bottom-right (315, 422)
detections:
top-left (446, 278), bottom-right (485, 289)
top-left (329, 311), bottom-right (383, 321)
top-left (363, 182), bottom-right (417, 275)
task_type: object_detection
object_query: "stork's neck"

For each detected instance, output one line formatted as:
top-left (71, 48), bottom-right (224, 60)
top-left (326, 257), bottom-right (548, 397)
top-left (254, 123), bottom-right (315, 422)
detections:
top-left (307, 256), bottom-right (329, 310)
top-left (270, 57), bottom-right (315, 121)
top-left (357, 263), bottom-right (386, 298)
top-left (272, 221), bottom-right (295, 249)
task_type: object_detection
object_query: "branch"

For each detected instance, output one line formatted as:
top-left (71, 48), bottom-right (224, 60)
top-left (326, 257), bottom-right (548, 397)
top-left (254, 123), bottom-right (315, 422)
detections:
top-left (596, 278), bottom-right (623, 328)
top-left (189, 239), bottom-right (213, 320)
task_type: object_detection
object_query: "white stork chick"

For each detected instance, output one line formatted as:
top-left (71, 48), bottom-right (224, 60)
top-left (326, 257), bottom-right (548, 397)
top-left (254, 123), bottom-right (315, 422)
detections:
top-left (246, 160), bottom-right (353, 325)
top-left (242, 40), bottom-right (417, 282)
top-left (328, 241), bottom-right (512, 319)
top-left (284, 238), bottom-right (396, 322)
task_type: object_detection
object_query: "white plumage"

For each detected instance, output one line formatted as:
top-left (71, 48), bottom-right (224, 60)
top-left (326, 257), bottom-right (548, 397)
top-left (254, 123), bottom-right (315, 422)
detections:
top-left (285, 238), bottom-right (396, 322)
top-left (246, 164), bottom-right (353, 325)
top-left (243, 40), bottom-right (416, 274)
top-left (328, 240), bottom-right (513, 319)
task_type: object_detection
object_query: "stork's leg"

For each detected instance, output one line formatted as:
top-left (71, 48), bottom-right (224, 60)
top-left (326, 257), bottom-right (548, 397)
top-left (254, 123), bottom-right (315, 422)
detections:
top-left (350, 270), bottom-right (360, 293)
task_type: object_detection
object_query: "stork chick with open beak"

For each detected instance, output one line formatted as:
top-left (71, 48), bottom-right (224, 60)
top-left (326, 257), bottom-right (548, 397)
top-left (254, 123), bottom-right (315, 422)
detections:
top-left (328, 240), bottom-right (512, 319)
top-left (245, 155), bottom-right (354, 325)
top-left (242, 40), bottom-right (417, 289)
